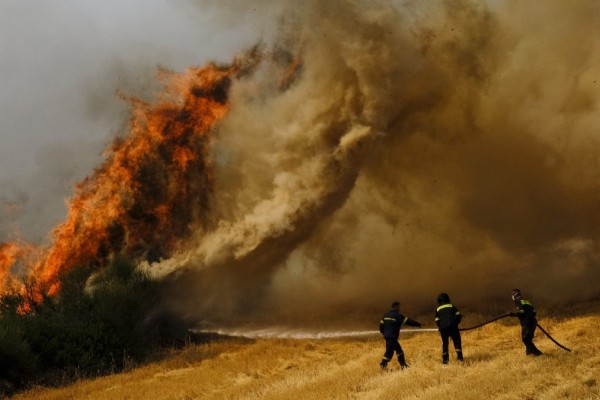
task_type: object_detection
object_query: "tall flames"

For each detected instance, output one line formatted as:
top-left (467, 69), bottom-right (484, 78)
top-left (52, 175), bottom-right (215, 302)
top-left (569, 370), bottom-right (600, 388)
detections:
top-left (0, 51), bottom-right (260, 303)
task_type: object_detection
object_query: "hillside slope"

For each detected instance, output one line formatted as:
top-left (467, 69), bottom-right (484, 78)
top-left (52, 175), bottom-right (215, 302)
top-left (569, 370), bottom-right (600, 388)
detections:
top-left (14, 310), bottom-right (600, 400)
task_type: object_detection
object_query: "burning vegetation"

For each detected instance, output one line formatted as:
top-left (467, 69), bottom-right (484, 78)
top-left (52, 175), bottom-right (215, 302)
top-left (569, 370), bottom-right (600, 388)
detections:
top-left (0, 54), bottom-right (266, 393)
top-left (1, 50), bottom-right (262, 305)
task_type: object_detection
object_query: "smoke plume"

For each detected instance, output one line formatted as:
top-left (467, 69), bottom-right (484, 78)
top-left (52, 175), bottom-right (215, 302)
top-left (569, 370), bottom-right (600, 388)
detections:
top-left (150, 0), bottom-right (600, 327)
top-left (3, 0), bottom-right (599, 329)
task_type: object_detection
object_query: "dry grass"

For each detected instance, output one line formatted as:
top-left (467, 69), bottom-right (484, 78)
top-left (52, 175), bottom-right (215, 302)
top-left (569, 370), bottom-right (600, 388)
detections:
top-left (13, 309), bottom-right (600, 400)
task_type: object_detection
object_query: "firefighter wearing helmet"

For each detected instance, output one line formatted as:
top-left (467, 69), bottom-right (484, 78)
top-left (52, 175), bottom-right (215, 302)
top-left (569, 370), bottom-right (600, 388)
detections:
top-left (510, 289), bottom-right (542, 356)
top-left (378, 301), bottom-right (422, 370)
top-left (435, 292), bottom-right (463, 364)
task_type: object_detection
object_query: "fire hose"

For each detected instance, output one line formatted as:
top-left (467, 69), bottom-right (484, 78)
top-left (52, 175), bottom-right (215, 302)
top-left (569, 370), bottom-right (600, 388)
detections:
top-left (459, 313), bottom-right (572, 352)
top-left (536, 324), bottom-right (572, 352)
top-left (459, 313), bottom-right (512, 332)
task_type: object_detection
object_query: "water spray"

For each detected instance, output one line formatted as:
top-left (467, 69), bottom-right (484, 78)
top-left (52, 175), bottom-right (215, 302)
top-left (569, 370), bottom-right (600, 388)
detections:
top-left (192, 327), bottom-right (438, 340)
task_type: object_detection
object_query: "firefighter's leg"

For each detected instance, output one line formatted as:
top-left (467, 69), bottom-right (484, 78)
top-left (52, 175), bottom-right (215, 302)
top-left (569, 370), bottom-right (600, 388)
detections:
top-left (529, 325), bottom-right (542, 355)
top-left (522, 326), bottom-right (541, 355)
top-left (450, 328), bottom-right (463, 361)
top-left (395, 341), bottom-right (409, 369)
top-left (441, 330), bottom-right (450, 364)
top-left (380, 338), bottom-right (394, 369)
top-left (521, 326), bottom-right (530, 354)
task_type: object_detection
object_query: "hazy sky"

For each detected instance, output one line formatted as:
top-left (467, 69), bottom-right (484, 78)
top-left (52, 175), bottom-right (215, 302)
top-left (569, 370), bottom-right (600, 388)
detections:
top-left (0, 0), bottom-right (260, 241)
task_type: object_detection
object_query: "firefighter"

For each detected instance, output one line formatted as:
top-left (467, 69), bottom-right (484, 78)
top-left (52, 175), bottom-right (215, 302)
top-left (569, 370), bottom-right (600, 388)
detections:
top-left (434, 292), bottom-right (463, 364)
top-left (379, 301), bottom-right (422, 370)
top-left (510, 289), bottom-right (542, 356)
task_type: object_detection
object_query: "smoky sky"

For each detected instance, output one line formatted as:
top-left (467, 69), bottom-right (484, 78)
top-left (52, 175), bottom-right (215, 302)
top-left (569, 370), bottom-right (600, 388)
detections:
top-left (0, 0), bottom-right (259, 242)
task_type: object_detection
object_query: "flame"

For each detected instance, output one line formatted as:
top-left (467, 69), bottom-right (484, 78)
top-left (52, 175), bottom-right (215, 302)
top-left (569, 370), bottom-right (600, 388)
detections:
top-left (0, 242), bottom-right (19, 289)
top-left (0, 241), bottom-right (40, 310)
top-left (0, 51), bottom-right (261, 301)
top-left (35, 63), bottom-right (236, 296)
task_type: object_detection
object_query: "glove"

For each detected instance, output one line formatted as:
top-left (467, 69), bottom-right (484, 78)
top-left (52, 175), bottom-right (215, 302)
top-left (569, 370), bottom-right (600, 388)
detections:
top-left (415, 322), bottom-right (422, 328)
top-left (509, 312), bottom-right (518, 317)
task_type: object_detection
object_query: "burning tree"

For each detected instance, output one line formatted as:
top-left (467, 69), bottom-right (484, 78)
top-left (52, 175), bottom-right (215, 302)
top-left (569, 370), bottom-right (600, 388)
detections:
top-left (1, 50), bottom-right (261, 303)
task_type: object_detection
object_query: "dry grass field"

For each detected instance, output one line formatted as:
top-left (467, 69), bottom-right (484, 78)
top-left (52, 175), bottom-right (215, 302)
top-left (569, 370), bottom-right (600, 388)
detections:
top-left (13, 304), bottom-right (600, 400)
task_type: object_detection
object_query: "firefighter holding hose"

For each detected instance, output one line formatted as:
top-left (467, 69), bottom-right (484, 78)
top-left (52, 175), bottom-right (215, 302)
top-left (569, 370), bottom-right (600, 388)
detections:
top-left (379, 301), bottom-right (422, 370)
top-left (510, 289), bottom-right (542, 356)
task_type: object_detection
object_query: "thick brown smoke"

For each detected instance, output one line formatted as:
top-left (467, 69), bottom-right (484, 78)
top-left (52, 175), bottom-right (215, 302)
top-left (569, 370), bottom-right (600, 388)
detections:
top-left (147, 0), bottom-right (600, 328)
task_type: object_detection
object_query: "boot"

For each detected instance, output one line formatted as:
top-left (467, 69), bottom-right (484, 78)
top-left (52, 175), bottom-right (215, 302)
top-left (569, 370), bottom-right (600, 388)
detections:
top-left (442, 352), bottom-right (449, 365)
top-left (398, 353), bottom-right (410, 369)
top-left (456, 349), bottom-right (464, 361)
top-left (526, 344), bottom-right (542, 356)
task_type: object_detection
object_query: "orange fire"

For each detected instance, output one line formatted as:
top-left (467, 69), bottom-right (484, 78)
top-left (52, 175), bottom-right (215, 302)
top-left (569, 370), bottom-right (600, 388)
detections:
top-left (1, 51), bottom-right (261, 302)
top-left (0, 242), bottom-right (19, 290)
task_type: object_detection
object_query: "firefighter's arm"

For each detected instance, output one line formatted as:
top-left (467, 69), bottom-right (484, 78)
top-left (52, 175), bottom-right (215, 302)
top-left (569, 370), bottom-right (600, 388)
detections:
top-left (509, 308), bottom-right (525, 318)
top-left (404, 317), bottom-right (422, 328)
top-left (454, 307), bottom-right (462, 325)
top-left (379, 319), bottom-right (384, 334)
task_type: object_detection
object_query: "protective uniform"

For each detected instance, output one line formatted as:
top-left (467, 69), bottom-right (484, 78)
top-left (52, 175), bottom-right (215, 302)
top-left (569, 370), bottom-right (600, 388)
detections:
top-left (435, 293), bottom-right (463, 364)
top-left (510, 289), bottom-right (542, 356)
top-left (379, 301), bottom-right (421, 370)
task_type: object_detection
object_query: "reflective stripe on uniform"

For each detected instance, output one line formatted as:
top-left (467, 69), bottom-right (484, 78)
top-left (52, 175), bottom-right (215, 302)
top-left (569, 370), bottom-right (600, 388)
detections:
top-left (402, 317), bottom-right (408, 325)
top-left (436, 304), bottom-right (453, 312)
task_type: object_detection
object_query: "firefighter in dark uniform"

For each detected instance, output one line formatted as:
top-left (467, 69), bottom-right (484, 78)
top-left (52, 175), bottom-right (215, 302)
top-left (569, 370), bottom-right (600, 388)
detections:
top-left (379, 301), bottom-right (422, 370)
top-left (435, 292), bottom-right (463, 364)
top-left (510, 289), bottom-right (542, 356)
